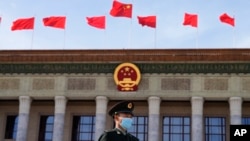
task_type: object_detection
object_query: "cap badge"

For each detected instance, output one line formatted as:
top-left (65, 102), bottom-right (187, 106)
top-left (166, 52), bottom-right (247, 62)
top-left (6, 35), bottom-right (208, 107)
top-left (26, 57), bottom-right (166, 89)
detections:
top-left (128, 103), bottom-right (133, 109)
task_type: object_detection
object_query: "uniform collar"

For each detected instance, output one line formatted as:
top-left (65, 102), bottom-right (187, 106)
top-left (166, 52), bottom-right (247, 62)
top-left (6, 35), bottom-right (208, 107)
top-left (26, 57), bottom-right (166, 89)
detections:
top-left (115, 127), bottom-right (127, 135)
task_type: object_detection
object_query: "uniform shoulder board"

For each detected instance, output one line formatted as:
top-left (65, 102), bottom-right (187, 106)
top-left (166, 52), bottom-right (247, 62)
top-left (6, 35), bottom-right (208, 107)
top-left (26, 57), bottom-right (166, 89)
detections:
top-left (104, 129), bottom-right (116, 133)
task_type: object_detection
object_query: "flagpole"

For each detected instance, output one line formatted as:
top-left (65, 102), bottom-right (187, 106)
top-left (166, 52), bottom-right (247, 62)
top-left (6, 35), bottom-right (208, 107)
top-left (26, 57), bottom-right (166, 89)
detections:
top-left (130, 0), bottom-right (134, 48)
top-left (196, 28), bottom-right (199, 48)
top-left (154, 28), bottom-right (157, 49)
top-left (62, 14), bottom-right (67, 60)
top-left (126, 16), bottom-right (133, 49)
top-left (63, 14), bottom-right (67, 50)
top-left (233, 15), bottom-right (236, 48)
top-left (30, 15), bottom-right (35, 50)
top-left (130, 18), bottom-right (133, 48)
top-left (30, 27), bottom-right (35, 50)
top-left (196, 12), bottom-right (199, 49)
top-left (63, 28), bottom-right (66, 50)
top-left (127, 0), bottom-right (134, 49)
top-left (233, 24), bottom-right (236, 48)
top-left (103, 28), bottom-right (107, 48)
top-left (103, 14), bottom-right (107, 49)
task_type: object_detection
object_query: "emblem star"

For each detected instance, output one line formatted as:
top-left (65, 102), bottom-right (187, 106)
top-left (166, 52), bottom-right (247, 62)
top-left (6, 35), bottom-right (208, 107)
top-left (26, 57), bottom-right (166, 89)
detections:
top-left (125, 67), bottom-right (130, 72)
top-left (124, 5), bottom-right (131, 9)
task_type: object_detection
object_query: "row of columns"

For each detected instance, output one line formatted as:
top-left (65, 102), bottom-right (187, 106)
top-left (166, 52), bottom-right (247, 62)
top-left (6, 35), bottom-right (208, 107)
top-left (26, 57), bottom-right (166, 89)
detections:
top-left (16, 96), bottom-right (68, 141)
top-left (15, 96), bottom-right (242, 141)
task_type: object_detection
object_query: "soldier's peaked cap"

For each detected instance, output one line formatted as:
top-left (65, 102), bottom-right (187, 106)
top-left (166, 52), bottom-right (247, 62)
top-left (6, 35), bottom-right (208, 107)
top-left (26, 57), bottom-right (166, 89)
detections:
top-left (108, 101), bottom-right (134, 116)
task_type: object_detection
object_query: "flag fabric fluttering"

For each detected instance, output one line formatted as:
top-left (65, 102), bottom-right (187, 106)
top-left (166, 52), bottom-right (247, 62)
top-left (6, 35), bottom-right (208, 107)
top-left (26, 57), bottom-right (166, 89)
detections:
top-left (183, 13), bottom-right (198, 27)
top-left (110, 0), bottom-right (132, 18)
top-left (219, 13), bottom-right (235, 27)
top-left (137, 16), bottom-right (156, 28)
top-left (43, 16), bottom-right (66, 29)
top-left (11, 17), bottom-right (35, 31)
top-left (86, 16), bottom-right (105, 29)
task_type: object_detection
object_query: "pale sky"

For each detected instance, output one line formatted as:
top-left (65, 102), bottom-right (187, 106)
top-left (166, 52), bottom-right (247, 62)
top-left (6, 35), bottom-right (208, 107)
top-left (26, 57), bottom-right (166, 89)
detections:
top-left (0, 0), bottom-right (249, 50)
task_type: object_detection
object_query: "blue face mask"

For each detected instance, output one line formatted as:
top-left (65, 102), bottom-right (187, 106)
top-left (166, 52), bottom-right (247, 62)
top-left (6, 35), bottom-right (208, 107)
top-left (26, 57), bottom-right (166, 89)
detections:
top-left (120, 118), bottom-right (133, 130)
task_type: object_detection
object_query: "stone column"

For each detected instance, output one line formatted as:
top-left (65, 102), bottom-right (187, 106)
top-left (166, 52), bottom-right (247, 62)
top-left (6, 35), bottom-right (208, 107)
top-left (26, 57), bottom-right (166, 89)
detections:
top-left (191, 97), bottom-right (204, 141)
top-left (16, 96), bottom-right (32, 141)
top-left (53, 96), bottom-right (67, 141)
top-left (229, 97), bottom-right (242, 125)
top-left (95, 96), bottom-right (108, 141)
top-left (148, 96), bottom-right (161, 141)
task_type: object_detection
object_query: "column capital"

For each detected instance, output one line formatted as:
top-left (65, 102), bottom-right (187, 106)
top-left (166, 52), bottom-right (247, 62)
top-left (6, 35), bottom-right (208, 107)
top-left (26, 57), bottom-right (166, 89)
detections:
top-left (55, 95), bottom-right (67, 101)
top-left (148, 96), bottom-right (161, 115)
top-left (191, 96), bottom-right (204, 104)
top-left (19, 96), bottom-right (32, 114)
top-left (229, 97), bottom-right (242, 105)
top-left (95, 96), bottom-right (108, 102)
top-left (148, 96), bottom-right (161, 103)
top-left (19, 96), bottom-right (32, 102)
top-left (54, 96), bottom-right (67, 114)
top-left (191, 97), bottom-right (204, 115)
top-left (95, 96), bottom-right (108, 114)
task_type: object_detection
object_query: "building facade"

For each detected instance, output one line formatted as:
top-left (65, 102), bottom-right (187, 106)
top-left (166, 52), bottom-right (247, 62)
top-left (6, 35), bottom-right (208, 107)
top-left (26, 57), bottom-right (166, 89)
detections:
top-left (0, 49), bottom-right (250, 141)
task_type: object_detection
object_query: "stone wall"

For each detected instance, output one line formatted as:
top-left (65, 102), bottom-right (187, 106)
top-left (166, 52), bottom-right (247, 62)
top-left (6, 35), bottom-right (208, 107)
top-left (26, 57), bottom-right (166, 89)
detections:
top-left (0, 74), bottom-right (250, 100)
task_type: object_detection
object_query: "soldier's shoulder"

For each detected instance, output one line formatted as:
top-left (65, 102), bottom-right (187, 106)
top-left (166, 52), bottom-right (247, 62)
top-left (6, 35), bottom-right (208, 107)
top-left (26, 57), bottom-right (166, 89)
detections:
top-left (101, 129), bottom-right (118, 136)
top-left (128, 133), bottom-right (139, 141)
top-left (98, 129), bottom-right (117, 141)
top-left (104, 129), bottom-right (117, 133)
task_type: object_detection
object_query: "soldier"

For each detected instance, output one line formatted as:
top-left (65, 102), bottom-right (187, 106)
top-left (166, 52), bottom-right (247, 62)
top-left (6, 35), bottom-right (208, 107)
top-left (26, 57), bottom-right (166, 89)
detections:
top-left (98, 101), bottom-right (139, 141)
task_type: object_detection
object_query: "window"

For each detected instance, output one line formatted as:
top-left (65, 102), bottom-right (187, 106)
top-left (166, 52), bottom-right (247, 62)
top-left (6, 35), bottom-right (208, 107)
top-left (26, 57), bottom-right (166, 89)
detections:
top-left (242, 117), bottom-right (250, 125)
top-left (128, 116), bottom-right (148, 141)
top-left (205, 117), bottom-right (226, 141)
top-left (5, 115), bottom-right (18, 139)
top-left (71, 115), bottom-right (95, 141)
top-left (38, 115), bottom-right (54, 141)
top-left (162, 116), bottom-right (190, 141)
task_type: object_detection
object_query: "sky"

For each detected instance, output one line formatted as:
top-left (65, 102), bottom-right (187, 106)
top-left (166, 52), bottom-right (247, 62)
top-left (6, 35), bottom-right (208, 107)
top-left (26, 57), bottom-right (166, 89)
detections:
top-left (0, 0), bottom-right (250, 50)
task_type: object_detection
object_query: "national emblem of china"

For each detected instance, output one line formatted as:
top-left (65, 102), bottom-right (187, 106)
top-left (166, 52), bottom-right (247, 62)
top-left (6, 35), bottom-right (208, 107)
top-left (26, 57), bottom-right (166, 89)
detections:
top-left (114, 63), bottom-right (141, 91)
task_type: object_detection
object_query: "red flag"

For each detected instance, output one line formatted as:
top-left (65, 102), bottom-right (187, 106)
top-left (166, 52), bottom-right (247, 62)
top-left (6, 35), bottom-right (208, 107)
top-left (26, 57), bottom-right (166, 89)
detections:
top-left (183, 13), bottom-right (198, 27)
top-left (137, 16), bottom-right (156, 28)
top-left (110, 1), bottom-right (132, 18)
top-left (11, 17), bottom-right (35, 31)
top-left (86, 16), bottom-right (105, 29)
top-left (219, 13), bottom-right (235, 27)
top-left (43, 16), bottom-right (66, 29)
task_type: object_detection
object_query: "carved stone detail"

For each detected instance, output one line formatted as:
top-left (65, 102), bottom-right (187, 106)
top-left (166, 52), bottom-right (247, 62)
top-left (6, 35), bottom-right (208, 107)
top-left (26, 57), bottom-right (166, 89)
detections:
top-left (161, 78), bottom-right (190, 90)
top-left (67, 78), bottom-right (96, 90)
top-left (204, 78), bottom-right (228, 90)
top-left (32, 79), bottom-right (55, 90)
top-left (0, 79), bottom-right (20, 90)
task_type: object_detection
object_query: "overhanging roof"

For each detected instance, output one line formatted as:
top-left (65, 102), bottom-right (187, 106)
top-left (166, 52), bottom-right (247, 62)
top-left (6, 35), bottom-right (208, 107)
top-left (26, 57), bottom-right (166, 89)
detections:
top-left (0, 49), bottom-right (250, 74)
top-left (1, 49), bottom-right (250, 63)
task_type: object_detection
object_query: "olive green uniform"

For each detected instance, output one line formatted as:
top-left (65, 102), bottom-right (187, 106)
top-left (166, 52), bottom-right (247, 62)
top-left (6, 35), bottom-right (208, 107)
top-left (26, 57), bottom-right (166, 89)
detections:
top-left (98, 128), bottom-right (139, 141)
